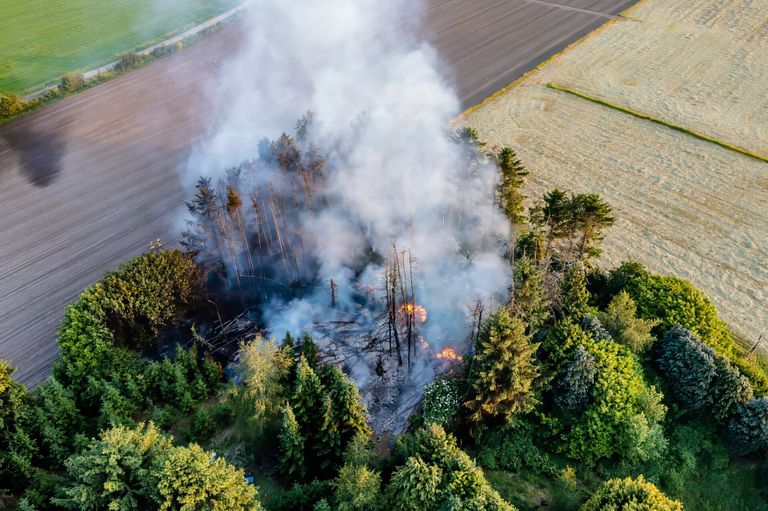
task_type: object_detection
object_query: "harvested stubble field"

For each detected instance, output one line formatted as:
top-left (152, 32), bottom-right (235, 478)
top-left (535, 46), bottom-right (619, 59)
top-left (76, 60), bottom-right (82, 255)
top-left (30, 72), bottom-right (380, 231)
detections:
top-left (462, 0), bottom-right (768, 345)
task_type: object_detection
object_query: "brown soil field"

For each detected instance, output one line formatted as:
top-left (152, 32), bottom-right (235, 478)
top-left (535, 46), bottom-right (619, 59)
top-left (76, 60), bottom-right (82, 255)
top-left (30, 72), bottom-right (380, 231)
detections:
top-left (0, 0), bottom-right (635, 385)
top-left (462, 0), bottom-right (768, 346)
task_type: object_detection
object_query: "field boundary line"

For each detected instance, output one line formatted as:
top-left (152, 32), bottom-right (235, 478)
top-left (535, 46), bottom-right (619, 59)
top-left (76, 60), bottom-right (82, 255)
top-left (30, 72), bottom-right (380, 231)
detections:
top-left (547, 83), bottom-right (768, 164)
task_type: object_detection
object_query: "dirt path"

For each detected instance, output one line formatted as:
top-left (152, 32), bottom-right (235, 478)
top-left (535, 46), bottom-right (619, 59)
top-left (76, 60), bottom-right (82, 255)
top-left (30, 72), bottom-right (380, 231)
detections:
top-left (0, 0), bottom-right (636, 386)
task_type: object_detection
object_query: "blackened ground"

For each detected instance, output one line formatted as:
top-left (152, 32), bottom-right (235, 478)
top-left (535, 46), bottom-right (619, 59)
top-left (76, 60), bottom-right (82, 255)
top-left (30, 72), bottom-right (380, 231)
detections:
top-left (0, 0), bottom-right (636, 385)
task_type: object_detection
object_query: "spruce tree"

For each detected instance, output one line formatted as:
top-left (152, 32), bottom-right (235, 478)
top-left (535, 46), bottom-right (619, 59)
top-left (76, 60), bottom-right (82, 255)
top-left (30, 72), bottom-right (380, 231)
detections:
top-left (656, 326), bottom-right (717, 413)
top-left (555, 346), bottom-right (597, 414)
top-left (291, 356), bottom-right (324, 438)
top-left (301, 334), bottom-right (320, 369)
top-left (598, 291), bottom-right (658, 353)
top-left (712, 356), bottom-right (753, 422)
top-left (497, 147), bottom-right (529, 224)
top-left (315, 394), bottom-right (342, 471)
top-left (278, 405), bottom-right (305, 480)
top-left (325, 366), bottom-right (372, 444)
top-left (727, 397), bottom-right (768, 456)
top-left (560, 263), bottom-right (590, 320)
top-left (465, 309), bottom-right (539, 423)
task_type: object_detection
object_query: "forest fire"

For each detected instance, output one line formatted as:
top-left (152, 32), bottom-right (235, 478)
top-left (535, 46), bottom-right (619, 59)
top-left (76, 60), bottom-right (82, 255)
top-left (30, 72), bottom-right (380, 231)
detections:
top-left (400, 302), bottom-right (428, 323)
top-left (435, 347), bottom-right (462, 362)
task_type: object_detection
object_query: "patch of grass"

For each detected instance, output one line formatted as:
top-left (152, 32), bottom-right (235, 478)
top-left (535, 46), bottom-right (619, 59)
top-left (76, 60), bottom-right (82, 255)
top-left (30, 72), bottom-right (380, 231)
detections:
top-left (547, 83), bottom-right (768, 164)
top-left (0, 0), bottom-right (243, 94)
top-left (485, 470), bottom-right (583, 511)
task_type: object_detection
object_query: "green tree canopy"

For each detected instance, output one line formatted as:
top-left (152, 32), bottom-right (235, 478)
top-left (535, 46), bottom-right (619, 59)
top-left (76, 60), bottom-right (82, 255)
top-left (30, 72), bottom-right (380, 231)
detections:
top-left (465, 309), bottom-right (539, 424)
top-left (581, 475), bottom-right (683, 511)
top-left (0, 360), bottom-right (35, 492)
top-left (496, 147), bottom-right (529, 224)
top-left (598, 291), bottom-right (658, 353)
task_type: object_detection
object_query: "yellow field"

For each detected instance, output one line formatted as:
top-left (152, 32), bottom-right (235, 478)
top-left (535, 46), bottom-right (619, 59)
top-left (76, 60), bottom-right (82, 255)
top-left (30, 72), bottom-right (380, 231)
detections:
top-left (462, 0), bottom-right (768, 343)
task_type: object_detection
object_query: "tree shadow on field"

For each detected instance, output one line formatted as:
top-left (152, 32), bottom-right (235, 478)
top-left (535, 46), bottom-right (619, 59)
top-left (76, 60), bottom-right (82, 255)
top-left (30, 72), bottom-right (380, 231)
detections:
top-left (3, 122), bottom-right (67, 187)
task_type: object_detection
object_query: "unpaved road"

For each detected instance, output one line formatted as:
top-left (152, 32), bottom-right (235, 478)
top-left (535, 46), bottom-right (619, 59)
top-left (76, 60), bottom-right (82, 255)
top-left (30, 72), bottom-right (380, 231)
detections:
top-left (0, 0), bottom-right (635, 386)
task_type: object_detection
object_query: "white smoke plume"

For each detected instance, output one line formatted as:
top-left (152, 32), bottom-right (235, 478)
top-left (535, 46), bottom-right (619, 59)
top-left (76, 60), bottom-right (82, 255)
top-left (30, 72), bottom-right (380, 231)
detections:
top-left (183, 0), bottom-right (512, 429)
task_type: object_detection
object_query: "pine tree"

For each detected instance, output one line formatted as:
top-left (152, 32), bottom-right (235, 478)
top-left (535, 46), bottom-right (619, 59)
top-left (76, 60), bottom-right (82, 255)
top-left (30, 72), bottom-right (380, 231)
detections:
top-left (278, 405), bottom-right (305, 480)
top-left (0, 360), bottom-right (35, 492)
top-left (291, 356), bottom-right (324, 434)
top-left (465, 309), bottom-right (539, 423)
top-left (497, 147), bottom-right (529, 224)
top-left (555, 346), bottom-right (597, 414)
top-left (572, 193), bottom-right (614, 261)
top-left (510, 256), bottom-right (551, 332)
top-left (325, 366), bottom-right (372, 444)
top-left (560, 263), bottom-right (590, 320)
top-left (315, 394), bottom-right (342, 471)
top-left (300, 334), bottom-right (320, 369)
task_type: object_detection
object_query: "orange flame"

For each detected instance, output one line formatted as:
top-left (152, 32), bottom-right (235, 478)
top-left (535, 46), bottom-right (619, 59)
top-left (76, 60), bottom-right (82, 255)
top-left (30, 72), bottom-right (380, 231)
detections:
top-left (399, 303), bottom-right (427, 323)
top-left (435, 347), bottom-right (463, 362)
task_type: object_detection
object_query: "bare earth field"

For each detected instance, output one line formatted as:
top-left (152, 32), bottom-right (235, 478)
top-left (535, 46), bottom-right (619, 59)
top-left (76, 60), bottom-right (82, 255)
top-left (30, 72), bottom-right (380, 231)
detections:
top-left (0, 0), bottom-right (635, 385)
top-left (462, 0), bottom-right (768, 345)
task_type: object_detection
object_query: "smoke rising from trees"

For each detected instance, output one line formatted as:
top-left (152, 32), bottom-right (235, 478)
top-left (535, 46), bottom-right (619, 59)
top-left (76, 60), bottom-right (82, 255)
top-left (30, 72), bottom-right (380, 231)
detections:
top-left (182, 0), bottom-right (512, 388)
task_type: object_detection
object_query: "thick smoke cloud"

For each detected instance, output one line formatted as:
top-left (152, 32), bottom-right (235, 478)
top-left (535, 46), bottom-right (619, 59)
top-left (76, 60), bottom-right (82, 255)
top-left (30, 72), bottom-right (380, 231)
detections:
top-left (183, 0), bottom-right (512, 420)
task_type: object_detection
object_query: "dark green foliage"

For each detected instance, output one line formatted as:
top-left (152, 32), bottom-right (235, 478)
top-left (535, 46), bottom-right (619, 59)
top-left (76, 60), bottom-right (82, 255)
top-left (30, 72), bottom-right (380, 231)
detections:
top-left (509, 256), bottom-right (551, 332)
top-left (656, 326), bottom-right (718, 413)
top-left (0, 360), bottom-right (36, 492)
top-left (292, 357), bottom-right (325, 440)
top-left (656, 326), bottom-right (752, 420)
top-left (29, 377), bottom-right (82, 466)
top-left (560, 262), bottom-right (591, 320)
top-left (300, 335), bottom-right (320, 370)
top-left (323, 365), bottom-right (371, 445)
top-left (497, 147), bottom-right (529, 224)
top-left (316, 395), bottom-right (342, 471)
top-left (279, 405), bottom-right (306, 480)
top-left (191, 408), bottom-right (215, 444)
top-left (582, 313), bottom-right (612, 341)
top-left (727, 398), bottom-right (768, 457)
top-left (465, 309), bottom-right (539, 424)
top-left (555, 346), bottom-right (597, 414)
top-left (266, 480), bottom-right (332, 511)
top-left (581, 475), bottom-right (683, 511)
top-left (476, 421), bottom-right (557, 476)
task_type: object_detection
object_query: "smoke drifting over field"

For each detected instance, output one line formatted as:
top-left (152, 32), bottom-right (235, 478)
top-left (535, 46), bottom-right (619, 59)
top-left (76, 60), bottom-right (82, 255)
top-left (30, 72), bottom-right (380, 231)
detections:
top-left (184, 0), bottom-right (511, 393)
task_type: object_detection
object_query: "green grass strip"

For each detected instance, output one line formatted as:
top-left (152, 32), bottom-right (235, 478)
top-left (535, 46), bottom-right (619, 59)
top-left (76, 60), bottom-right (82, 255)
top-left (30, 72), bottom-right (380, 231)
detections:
top-left (547, 83), bottom-right (768, 164)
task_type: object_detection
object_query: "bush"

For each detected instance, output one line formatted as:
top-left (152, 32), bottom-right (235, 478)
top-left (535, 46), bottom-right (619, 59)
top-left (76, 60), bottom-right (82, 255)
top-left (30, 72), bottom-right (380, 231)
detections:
top-left (191, 408), bottom-right (215, 444)
top-left (420, 376), bottom-right (460, 427)
top-left (0, 93), bottom-right (27, 117)
top-left (114, 53), bottom-right (144, 72)
top-left (581, 475), bottom-right (683, 511)
top-left (727, 397), bottom-right (768, 457)
top-left (477, 421), bottom-right (557, 476)
top-left (60, 72), bottom-right (85, 93)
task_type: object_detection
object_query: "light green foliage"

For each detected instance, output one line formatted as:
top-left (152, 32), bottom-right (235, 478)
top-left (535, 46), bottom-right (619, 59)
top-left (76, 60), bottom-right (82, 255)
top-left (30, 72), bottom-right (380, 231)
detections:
top-left (620, 269), bottom-right (733, 354)
top-left (599, 291), bottom-right (658, 353)
top-left (314, 500), bottom-right (332, 511)
top-left (0, 0), bottom-right (241, 93)
top-left (156, 443), bottom-right (262, 511)
top-left (388, 425), bottom-right (516, 511)
top-left (559, 336), bottom-right (666, 464)
top-left (421, 376), bottom-right (461, 427)
top-left (580, 475), bottom-right (683, 511)
top-left (727, 397), bottom-right (768, 456)
top-left (496, 147), bottom-right (529, 224)
top-left (343, 432), bottom-right (376, 467)
top-left (56, 422), bottom-right (172, 511)
top-left (60, 72), bottom-right (84, 92)
top-left (233, 336), bottom-right (291, 438)
top-left (0, 93), bottom-right (27, 117)
top-left (0, 360), bottom-right (35, 492)
top-left (509, 256), bottom-right (551, 332)
top-left (465, 309), bottom-right (539, 423)
top-left (334, 463), bottom-right (381, 511)
top-left (278, 406), bottom-right (305, 480)
top-left (560, 263), bottom-right (590, 319)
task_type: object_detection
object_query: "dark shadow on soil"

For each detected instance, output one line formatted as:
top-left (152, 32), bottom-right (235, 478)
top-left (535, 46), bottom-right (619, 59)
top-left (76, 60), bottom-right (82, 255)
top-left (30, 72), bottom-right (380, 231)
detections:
top-left (3, 123), bottom-right (67, 187)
